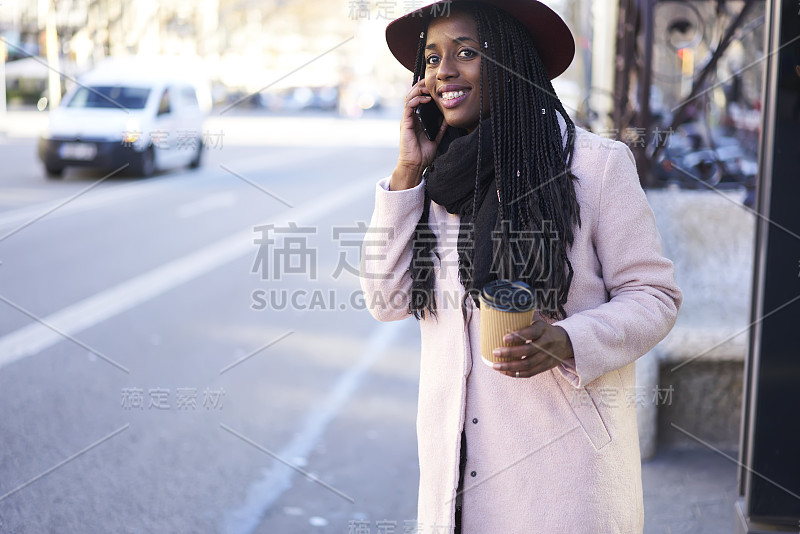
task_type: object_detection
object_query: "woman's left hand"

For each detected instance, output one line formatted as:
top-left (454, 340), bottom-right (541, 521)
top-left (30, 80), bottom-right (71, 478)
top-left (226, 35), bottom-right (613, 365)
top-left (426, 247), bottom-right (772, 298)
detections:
top-left (492, 321), bottom-right (575, 379)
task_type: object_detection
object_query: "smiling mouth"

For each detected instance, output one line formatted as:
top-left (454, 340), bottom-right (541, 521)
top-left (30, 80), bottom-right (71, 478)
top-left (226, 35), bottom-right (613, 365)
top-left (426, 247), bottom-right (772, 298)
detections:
top-left (439, 89), bottom-right (470, 108)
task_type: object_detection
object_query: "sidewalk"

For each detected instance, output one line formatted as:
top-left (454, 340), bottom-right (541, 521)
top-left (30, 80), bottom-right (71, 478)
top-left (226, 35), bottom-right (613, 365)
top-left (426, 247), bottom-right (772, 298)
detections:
top-left (642, 446), bottom-right (740, 533)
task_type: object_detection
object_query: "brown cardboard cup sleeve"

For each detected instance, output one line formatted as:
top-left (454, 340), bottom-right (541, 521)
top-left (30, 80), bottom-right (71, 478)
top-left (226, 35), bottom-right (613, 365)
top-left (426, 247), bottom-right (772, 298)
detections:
top-left (478, 280), bottom-right (536, 366)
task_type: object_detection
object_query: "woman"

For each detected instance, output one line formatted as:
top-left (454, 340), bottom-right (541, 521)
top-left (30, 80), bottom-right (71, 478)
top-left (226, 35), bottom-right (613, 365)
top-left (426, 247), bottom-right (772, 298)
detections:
top-left (360, 1), bottom-right (682, 532)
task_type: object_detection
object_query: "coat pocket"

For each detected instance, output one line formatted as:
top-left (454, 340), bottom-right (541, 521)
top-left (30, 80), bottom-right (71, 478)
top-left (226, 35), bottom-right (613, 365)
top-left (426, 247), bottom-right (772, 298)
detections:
top-left (551, 370), bottom-right (612, 451)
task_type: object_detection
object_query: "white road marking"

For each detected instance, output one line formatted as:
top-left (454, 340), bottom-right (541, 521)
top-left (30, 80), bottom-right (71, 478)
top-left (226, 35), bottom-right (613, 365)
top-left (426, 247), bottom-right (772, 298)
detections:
top-left (221, 321), bottom-right (406, 534)
top-left (175, 191), bottom-right (237, 218)
top-left (0, 176), bottom-right (373, 371)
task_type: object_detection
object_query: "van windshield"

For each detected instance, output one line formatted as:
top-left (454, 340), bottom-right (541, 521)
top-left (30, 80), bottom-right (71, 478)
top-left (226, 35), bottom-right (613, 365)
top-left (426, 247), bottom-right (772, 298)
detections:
top-left (66, 86), bottom-right (151, 109)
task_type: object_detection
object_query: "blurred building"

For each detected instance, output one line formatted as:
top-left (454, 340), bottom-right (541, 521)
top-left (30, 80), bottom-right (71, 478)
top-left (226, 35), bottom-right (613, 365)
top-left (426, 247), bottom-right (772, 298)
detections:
top-left (4, 0), bottom-right (761, 125)
top-left (0, 0), bottom-right (385, 110)
top-left (1, 0), bottom-right (595, 113)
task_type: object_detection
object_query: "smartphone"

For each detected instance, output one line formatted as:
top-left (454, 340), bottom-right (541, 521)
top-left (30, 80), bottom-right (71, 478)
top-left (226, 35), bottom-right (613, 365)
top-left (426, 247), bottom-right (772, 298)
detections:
top-left (415, 100), bottom-right (444, 142)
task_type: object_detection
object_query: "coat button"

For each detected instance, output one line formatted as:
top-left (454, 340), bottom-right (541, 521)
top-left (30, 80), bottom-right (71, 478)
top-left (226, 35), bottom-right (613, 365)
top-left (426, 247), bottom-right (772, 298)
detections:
top-left (470, 471), bottom-right (477, 477)
top-left (472, 418), bottom-right (478, 424)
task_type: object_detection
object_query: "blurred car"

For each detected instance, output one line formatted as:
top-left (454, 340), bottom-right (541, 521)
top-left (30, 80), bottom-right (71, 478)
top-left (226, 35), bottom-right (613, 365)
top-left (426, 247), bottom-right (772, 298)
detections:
top-left (37, 57), bottom-right (209, 178)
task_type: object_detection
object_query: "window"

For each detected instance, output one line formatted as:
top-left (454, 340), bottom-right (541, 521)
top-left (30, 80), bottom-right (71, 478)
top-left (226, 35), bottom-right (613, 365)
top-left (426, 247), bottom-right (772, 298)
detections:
top-left (158, 89), bottom-right (171, 115)
top-left (181, 87), bottom-right (199, 111)
top-left (66, 86), bottom-right (151, 109)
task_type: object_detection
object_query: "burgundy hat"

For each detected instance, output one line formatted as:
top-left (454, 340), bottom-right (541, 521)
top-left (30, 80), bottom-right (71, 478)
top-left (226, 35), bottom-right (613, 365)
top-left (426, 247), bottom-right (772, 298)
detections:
top-left (386, 0), bottom-right (575, 80)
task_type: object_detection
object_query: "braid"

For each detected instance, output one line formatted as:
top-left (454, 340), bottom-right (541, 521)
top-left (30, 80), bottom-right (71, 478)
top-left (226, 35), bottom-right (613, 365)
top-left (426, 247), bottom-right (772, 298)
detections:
top-left (460, 2), bottom-right (486, 315)
top-left (476, 4), bottom-right (581, 319)
top-left (412, 25), bottom-right (426, 84)
top-left (408, 19), bottom-right (437, 319)
top-left (407, 2), bottom-right (581, 320)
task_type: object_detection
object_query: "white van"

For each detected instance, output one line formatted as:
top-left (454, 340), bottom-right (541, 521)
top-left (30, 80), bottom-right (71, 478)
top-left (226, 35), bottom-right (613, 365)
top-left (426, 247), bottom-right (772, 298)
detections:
top-left (37, 57), bottom-right (211, 178)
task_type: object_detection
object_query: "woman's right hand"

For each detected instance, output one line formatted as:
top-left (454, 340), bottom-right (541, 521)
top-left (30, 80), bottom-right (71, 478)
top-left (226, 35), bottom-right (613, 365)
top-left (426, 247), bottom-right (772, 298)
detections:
top-left (390, 79), bottom-right (448, 191)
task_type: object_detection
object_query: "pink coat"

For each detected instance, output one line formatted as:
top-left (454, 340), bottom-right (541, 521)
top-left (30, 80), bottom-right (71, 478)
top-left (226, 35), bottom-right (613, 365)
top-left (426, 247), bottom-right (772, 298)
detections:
top-left (360, 123), bottom-right (682, 534)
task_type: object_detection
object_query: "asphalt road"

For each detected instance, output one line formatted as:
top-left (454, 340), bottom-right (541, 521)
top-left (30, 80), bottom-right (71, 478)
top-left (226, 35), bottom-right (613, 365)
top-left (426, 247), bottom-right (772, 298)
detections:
top-left (0, 114), bottom-right (423, 534)
top-left (0, 111), bottom-right (746, 534)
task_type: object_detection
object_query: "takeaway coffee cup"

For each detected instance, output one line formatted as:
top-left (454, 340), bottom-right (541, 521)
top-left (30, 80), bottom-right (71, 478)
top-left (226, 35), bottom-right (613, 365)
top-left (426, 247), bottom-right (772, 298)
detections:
top-left (479, 280), bottom-right (536, 366)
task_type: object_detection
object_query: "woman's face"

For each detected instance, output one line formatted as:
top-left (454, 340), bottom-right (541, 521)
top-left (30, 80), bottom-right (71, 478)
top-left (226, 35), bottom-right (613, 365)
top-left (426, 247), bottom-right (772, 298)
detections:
top-left (424, 10), bottom-right (489, 133)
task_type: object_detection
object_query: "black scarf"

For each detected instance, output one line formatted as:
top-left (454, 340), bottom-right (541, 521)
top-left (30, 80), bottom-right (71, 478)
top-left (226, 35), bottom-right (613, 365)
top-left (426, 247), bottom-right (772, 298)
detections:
top-left (425, 119), bottom-right (498, 305)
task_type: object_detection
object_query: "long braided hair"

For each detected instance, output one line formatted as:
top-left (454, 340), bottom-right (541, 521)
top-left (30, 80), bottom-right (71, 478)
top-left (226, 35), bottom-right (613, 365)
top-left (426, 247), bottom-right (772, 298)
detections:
top-left (408, 1), bottom-right (581, 321)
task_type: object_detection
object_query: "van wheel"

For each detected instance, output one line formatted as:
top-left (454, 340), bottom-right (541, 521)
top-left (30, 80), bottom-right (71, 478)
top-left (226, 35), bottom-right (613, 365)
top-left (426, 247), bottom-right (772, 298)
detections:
top-left (132, 147), bottom-right (155, 177)
top-left (45, 165), bottom-right (64, 179)
top-left (189, 139), bottom-right (203, 169)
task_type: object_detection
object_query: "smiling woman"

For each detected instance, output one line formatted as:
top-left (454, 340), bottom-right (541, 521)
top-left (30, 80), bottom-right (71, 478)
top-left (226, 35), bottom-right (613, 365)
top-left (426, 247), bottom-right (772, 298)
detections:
top-left (392, 2), bottom-right (582, 322)
top-left (361, 1), bottom-right (682, 533)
